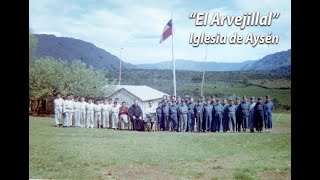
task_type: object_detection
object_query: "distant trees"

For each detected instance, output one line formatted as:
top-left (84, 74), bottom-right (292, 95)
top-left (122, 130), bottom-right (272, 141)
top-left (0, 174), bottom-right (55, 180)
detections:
top-left (29, 32), bottom-right (38, 63)
top-left (29, 57), bottom-right (115, 101)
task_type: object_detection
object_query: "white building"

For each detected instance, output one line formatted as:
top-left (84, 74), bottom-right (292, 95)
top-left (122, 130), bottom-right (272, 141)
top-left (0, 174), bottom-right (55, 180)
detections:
top-left (107, 85), bottom-right (169, 119)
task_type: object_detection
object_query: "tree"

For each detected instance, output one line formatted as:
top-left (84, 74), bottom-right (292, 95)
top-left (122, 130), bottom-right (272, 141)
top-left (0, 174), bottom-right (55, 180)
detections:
top-left (29, 57), bottom-right (116, 102)
top-left (29, 32), bottom-right (38, 63)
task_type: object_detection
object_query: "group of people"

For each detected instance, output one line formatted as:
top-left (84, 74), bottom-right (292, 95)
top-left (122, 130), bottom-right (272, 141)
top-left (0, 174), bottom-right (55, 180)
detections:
top-left (156, 95), bottom-right (274, 133)
top-left (53, 92), bottom-right (148, 130)
top-left (53, 93), bottom-right (274, 133)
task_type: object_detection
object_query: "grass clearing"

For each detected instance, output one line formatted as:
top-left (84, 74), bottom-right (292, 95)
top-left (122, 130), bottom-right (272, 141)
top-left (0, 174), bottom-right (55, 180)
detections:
top-left (30, 113), bottom-right (291, 179)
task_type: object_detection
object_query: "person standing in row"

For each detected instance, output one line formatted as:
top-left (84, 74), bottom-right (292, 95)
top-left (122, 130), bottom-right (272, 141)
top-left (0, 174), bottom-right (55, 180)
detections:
top-left (169, 101), bottom-right (178, 132)
top-left (53, 92), bottom-right (64, 127)
top-left (248, 96), bottom-right (256, 133)
top-left (111, 101), bottom-right (119, 130)
top-left (187, 97), bottom-right (196, 132)
top-left (194, 100), bottom-right (204, 133)
top-left (254, 97), bottom-right (264, 133)
top-left (73, 96), bottom-right (81, 128)
top-left (70, 94), bottom-right (75, 127)
top-left (204, 100), bottom-right (213, 133)
top-left (86, 98), bottom-right (95, 128)
top-left (235, 97), bottom-right (242, 132)
top-left (162, 101), bottom-right (170, 131)
top-left (94, 100), bottom-right (102, 128)
top-left (119, 102), bottom-right (129, 130)
top-left (214, 99), bottom-right (224, 132)
top-left (176, 96), bottom-right (182, 132)
top-left (144, 101), bottom-right (156, 131)
top-left (222, 98), bottom-right (229, 132)
top-left (226, 98), bottom-right (236, 133)
top-left (239, 96), bottom-right (249, 132)
top-left (156, 102), bottom-right (163, 131)
top-left (210, 96), bottom-right (216, 132)
top-left (101, 98), bottom-right (111, 129)
top-left (79, 97), bottom-right (87, 128)
top-left (179, 100), bottom-right (188, 133)
top-left (264, 95), bottom-right (274, 133)
top-left (63, 94), bottom-right (73, 127)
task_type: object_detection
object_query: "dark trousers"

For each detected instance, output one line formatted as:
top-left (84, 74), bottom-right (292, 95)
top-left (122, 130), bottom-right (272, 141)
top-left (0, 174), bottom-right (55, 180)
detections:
top-left (236, 113), bottom-right (242, 132)
top-left (255, 111), bottom-right (264, 131)
top-left (214, 113), bottom-right (223, 132)
top-left (156, 114), bottom-right (162, 130)
top-left (211, 112), bottom-right (215, 132)
top-left (163, 114), bottom-right (169, 131)
top-left (188, 113), bottom-right (195, 132)
top-left (170, 114), bottom-right (178, 131)
top-left (223, 113), bottom-right (228, 132)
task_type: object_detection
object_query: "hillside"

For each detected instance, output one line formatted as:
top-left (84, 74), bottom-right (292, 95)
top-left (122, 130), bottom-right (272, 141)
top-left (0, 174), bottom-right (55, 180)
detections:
top-left (136, 59), bottom-right (255, 71)
top-left (136, 49), bottom-right (291, 72)
top-left (33, 34), bottom-right (134, 70)
top-left (241, 50), bottom-right (291, 71)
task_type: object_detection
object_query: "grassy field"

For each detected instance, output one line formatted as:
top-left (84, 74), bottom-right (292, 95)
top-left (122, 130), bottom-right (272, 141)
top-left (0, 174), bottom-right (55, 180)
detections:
top-left (29, 113), bottom-right (291, 179)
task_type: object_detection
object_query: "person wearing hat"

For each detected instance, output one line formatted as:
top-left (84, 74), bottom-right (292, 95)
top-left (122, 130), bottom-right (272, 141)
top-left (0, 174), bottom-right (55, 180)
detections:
top-left (161, 101), bottom-right (170, 131)
top-left (63, 94), bottom-right (73, 127)
top-left (179, 100), bottom-right (189, 132)
top-left (194, 99), bottom-right (204, 132)
top-left (235, 97), bottom-right (242, 132)
top-left (169, 101), bottom-right (178, 132)
top-left (85, 98), bottom-right (95, 128)
top-left (213, 98), bottom-right (224, 132)
top-left (176, 96), bottom-right (182, 132)
top-left (221, 98), bottom-right (229, 132)
top-left (166, 95), bottom-right (172, 106)
top-left (264, 95), bottom-right (274, 133)
top-left (187, 97), bottom-right (196, 132)
top-left (79, 97), bottom-right (87, 128)
top-left (238, 96), bottom-right (250, 132)
top-left (111, 100), bottom-right (120, 130)
top-left (248, 96), bottom-right (256, 132)
top-left (53, 92), bottom-right (64, 127)
top-left (203, 99), bottom-right (214, 132)
top-left (210, 96), bottom-right (217, 132)
top-left (161, 95), bottom-right (167, 107)
top-left (254, 97), bottom-right (265, 133)
top-left (225, 98), bottom-right (236, 132)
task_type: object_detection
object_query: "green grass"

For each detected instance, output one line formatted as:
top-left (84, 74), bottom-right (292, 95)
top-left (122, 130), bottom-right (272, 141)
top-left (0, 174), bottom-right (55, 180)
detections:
top-left (30, 113), bottom-right (291, 179)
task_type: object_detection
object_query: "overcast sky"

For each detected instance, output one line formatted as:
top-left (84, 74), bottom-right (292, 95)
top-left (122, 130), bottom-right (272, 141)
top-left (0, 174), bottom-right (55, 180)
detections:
top-left (29, 0), bottom-right (290, 64)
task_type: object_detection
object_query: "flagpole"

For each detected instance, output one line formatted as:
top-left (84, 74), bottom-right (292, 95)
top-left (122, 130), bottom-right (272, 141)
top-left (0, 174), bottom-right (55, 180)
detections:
top-left (200, 45), bottom-right (208, 96)
top-left (119, 48), bottom-right (123, 86)
top-left (171, 14), bottom-right (176, 97)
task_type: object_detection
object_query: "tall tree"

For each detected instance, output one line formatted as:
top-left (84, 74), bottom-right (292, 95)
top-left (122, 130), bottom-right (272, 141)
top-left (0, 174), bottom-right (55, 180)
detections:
top-left (29, 31), bottom-right (38, 63)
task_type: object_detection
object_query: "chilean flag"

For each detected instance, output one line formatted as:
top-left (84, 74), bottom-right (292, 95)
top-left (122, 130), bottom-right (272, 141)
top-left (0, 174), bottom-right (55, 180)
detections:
top-left (160, 19), bottom-right (173, 43)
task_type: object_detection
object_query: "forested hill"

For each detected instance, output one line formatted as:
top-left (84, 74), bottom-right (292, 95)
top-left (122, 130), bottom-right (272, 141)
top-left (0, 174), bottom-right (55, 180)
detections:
top-left (33, 34), bottom-right (135, 70)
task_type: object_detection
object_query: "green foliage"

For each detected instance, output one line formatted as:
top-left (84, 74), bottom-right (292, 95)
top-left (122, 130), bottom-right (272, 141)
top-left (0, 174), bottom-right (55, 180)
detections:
top-left (29, 57), bottom-right (115, 101)
top-left (29, 33), bottom-right (38, 62)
